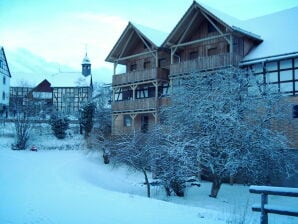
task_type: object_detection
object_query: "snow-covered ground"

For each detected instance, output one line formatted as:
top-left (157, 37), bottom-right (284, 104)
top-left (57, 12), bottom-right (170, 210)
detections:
top-left (0, 123), bottom-right (297, 224)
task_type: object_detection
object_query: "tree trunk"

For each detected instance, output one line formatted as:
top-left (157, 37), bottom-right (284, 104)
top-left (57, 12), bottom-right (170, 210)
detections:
top-left (209, 176), bottom-right (221, 198)
top-left (142, 168), bottom-right (150, 198)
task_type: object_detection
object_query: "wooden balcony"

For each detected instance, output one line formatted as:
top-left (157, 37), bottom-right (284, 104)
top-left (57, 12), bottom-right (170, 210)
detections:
top-left (170, 53), bottom-right (242, 76)
top-left (113, 68), bottom-right (169, 86)
top-left (112, 97), bottom-right (169, 113)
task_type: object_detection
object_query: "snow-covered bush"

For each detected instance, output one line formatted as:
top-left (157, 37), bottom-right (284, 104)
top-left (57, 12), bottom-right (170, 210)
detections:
top-left (79, 102), bottom-right (96, 138)
top-left (49, 114), bottom-right (69, 139)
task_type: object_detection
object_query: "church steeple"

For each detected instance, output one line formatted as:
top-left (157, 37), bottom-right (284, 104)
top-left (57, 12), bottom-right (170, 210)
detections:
top-left (82, 52), bottom-right (91, 77)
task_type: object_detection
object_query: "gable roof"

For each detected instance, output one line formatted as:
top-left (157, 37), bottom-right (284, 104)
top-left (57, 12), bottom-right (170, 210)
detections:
top-left (11, 72), bottom-right (92, 88)
top-left (162, 1), bottom-right (262, 47)
top-left (105, 22), bottom-right (168, 63)
top-left (0, 46), bottom-right (12, 78)
top-left (241, 6), bottom-right (298, 63)
top-left (32, 79), bottom-right (52, 92)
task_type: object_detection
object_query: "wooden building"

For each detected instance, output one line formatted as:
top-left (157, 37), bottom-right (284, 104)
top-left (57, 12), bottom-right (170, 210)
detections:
top-left (107, 1), bottom-right (298, 146)
top-left (0, 46), bottom-right (12, 117)
top-left (106, 22), bottom-right (170, 134)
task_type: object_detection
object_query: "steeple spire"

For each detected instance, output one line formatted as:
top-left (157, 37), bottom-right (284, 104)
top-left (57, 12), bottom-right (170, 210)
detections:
top-left (82, 47), bottom-right (91, 77)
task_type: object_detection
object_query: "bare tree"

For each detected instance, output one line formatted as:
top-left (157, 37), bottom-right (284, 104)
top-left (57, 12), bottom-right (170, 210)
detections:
top-left (12, 105), bottom-right (33, 150)
top-left (161, 68), bottom-right (295, 198)
top-left (110, 131), bottom-right (153, 198)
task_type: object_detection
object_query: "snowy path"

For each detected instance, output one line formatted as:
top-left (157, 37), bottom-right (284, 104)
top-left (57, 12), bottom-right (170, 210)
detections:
top-left (0, 149), bottom-right (225, 224)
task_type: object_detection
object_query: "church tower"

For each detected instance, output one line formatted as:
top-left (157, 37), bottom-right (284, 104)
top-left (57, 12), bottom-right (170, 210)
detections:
top-left (82, 53), bottom-right (91, 76)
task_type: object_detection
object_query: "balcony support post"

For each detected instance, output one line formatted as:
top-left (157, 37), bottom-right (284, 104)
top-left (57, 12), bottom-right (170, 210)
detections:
top-left (130, 85), bottom-right (137, 100)
top-left (153, 81), bottom-right (158, 99)
top-left (152, 112), bottom-right (158, 124)
top-left (230, 35), bottom-right (234, 66)
top-left (130, 113), bottom-right (137, 132)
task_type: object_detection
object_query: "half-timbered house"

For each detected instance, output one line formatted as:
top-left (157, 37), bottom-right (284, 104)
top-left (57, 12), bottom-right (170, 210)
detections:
top-left (10, 54), bottom-right (93, 117)
top-left (0, 46), bottom-right (12, 117)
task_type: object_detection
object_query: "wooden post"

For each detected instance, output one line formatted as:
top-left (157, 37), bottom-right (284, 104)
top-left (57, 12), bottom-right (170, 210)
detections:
top-left (130, 114), bottom-right (136, 133)
top-left (261, 193), bottom-right (268, 224)
top-left (131, 85), bottom-right (137, 100)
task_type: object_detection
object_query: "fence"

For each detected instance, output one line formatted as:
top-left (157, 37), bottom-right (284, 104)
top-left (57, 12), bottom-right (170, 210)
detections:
top-left (249, 185), bottom-right (298, 224)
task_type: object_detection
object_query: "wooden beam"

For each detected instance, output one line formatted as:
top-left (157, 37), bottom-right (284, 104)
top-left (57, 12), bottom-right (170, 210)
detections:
top-left (115, 50), bottom-right (156, 62)
top-left (201, 10), bottom-right (231, 44)
top-left (171, 33), bottom-right (230, 49)
top-left (134, 28), bottom-right (157, 59)
top-left (118, 30), bottom-right (134, 59)
top-left (172, 10), bottom-right (199, 55)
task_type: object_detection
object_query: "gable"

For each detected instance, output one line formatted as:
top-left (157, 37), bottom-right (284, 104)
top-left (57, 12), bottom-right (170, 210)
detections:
top-left (163, 1), bottom-right (262, 48)
top-left (105, 22), bottom-right (167, 65)
top-left (0, 47), bottom-right (12, 78)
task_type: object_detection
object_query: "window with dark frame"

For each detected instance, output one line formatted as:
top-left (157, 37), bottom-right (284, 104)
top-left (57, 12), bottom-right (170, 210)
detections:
top-left (293, 105), bottom-right (298, 118)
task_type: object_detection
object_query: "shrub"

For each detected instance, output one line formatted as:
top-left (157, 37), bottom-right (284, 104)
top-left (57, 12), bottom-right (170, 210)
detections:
top-left (49, 115), bottom-right (69, 139)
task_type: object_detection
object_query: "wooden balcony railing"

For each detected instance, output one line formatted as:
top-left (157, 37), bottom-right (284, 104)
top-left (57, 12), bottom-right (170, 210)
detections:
top-left (112, 97), bottom-right (170, 113)
top-left (170, 53), bottom-right (242, 76)
top-left (113, 68), bottom-right (169, 86)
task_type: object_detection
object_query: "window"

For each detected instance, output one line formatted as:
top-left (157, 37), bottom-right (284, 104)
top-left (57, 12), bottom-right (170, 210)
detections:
top-left (130, 64), bottom-right (137, 71)
top-left (2, 91), bottom-right (5, 100)
top-left (136, 85), bottom-right (155, 99)
top-left (3, 76), bottom-right (5, 85)
top-left (143, 61), bottom-right (151, 69)
top-left (141, 115), bottom-right (149, 133)
top-left (158, 58), bottom-right (166, 68)
top-left (207, 47), bottom-right (217, 56)
top-left (124, 115), bottom-right (132, 127)
top-left (0, 60), bottom-right (3, 69)
top-left (293, 105), bottom-right (298, 118)
top-left (189, 51), bottom-right (198, 60)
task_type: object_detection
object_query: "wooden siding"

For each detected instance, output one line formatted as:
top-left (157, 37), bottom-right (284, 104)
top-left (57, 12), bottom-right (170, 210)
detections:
top-left (170, 53), bottom-right (242, 76)
top-left (113, 68), bottom-right (169, 86)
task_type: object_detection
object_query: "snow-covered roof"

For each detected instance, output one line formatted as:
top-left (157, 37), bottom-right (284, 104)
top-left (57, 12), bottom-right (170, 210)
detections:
top-left (242, 6), bottom-right (298, 63)
top-left (105, 22), bottom-right (168, 63)
top-left (132, 23), bottom-right (168, 47)
top-left (11, 72), bottom-right (91, 88)
top-left (49, 72), bottom-right (91, 88)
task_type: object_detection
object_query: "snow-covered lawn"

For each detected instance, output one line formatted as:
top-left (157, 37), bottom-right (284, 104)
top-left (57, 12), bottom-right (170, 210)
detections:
top-left (0, 128), bottom-right (297, 224)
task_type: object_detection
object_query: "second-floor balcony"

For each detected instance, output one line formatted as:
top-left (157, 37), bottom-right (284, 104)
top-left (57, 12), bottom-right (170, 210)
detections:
top-left (112, 97), bottom-right (169, 113)
top-left (170, 53), bottom-right (242, 76)
top-left (113, 68), bottom-right (169, 86)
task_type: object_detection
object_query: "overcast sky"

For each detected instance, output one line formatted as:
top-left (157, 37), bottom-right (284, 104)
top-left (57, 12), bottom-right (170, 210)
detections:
top-left (1, 0), bottom-right (298, 83)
